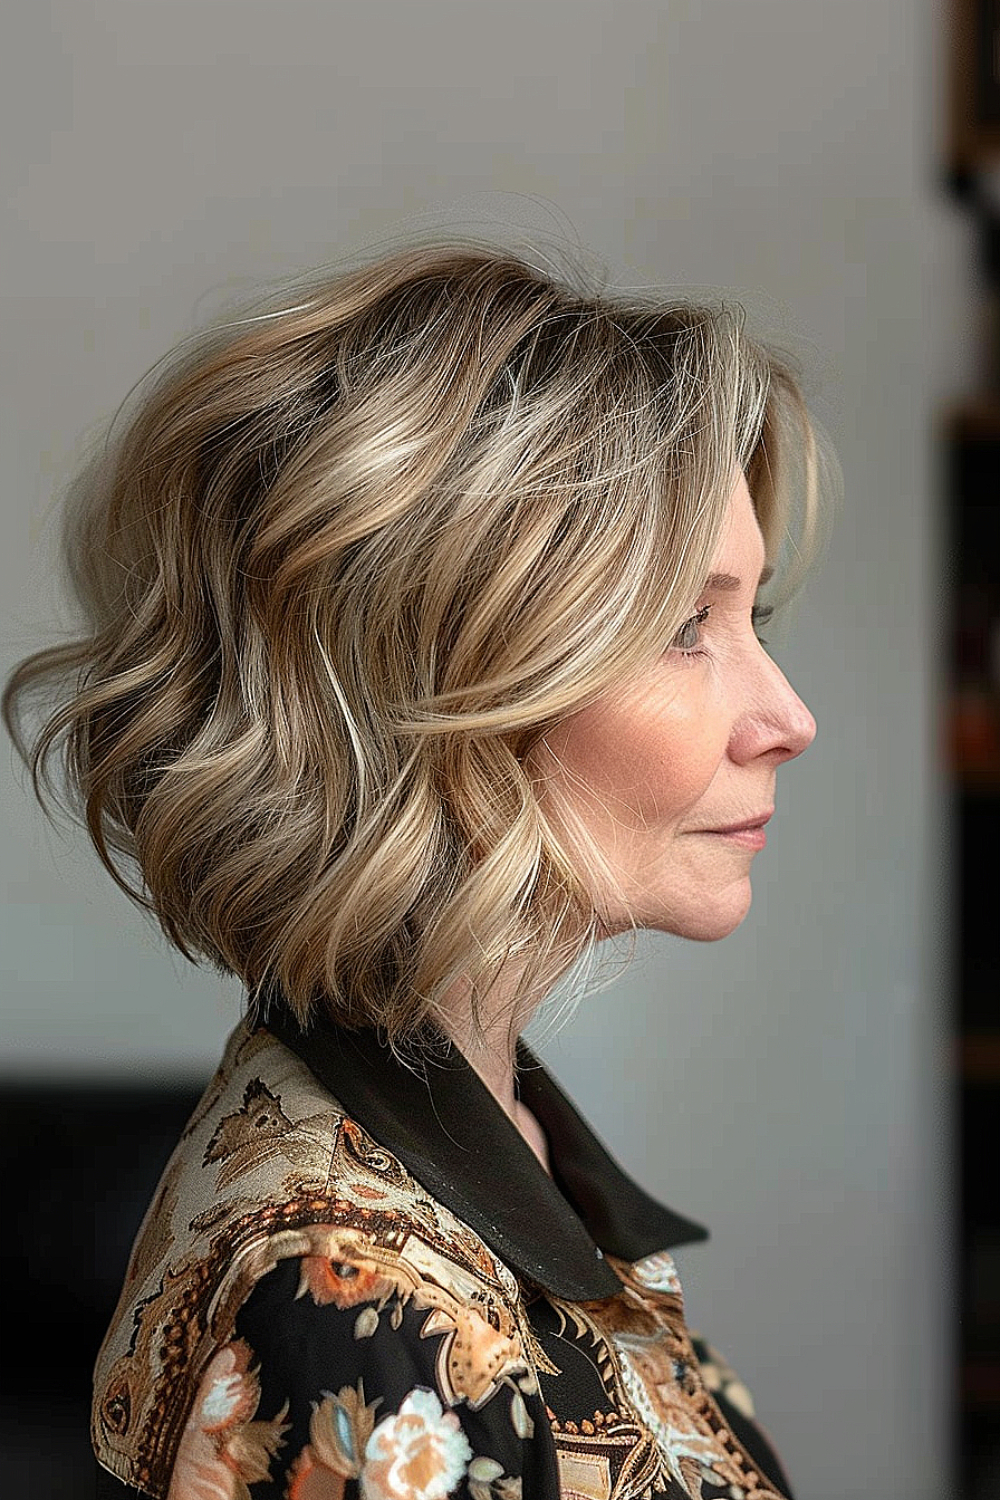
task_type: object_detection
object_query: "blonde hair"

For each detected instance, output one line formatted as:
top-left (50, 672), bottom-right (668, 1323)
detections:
top-left (3, 240), bottom-right (839, 1062)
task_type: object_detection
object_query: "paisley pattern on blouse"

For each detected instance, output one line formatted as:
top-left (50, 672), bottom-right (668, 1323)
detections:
top-left (92, 1019), bottom-right (794, 1500)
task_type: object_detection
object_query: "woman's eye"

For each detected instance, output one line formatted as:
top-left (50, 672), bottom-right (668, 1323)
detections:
top-left (671, 604), bottom-right (712, 653)
top-left (669, 600), bottom-right (773, 656)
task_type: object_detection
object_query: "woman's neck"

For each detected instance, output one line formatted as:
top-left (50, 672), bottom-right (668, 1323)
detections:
top-left (435, 988), bottom-right (553, 1176)
top-left (467, 1048), bottom-right (552, 1175)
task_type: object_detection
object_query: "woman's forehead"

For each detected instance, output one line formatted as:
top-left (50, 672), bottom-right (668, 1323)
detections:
top-left (710, 473), bottom-right (768, 578)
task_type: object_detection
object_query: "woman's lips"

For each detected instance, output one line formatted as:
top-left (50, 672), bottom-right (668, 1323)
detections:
top-left (709, 825), bottom-right (767, 850)
top-left (701, 810), bottom-right (773, 850)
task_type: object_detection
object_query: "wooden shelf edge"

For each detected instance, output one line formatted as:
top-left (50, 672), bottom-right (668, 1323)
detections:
top-left (962, 1358), bottom-right (1000, 1408)
top-left (954, 771), bottom-right (1000, 794)
top-left (943, 397), bottom-right (1000, 439)
top-left (957, 1034), bottom-right (1000, 1081)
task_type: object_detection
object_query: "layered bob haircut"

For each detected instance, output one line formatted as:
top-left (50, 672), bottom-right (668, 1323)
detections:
top-left (3, 241), bottom-right (840, 1061)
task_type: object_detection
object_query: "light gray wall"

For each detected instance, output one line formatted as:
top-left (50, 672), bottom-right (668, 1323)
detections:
top-left (1, 3), bottom-right (971, 1496)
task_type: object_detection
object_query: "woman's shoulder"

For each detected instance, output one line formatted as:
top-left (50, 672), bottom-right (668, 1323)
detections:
top-left (92, 1018), bottom-right (530, 1499)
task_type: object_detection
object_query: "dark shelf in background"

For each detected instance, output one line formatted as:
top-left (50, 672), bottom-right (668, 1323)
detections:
top-left (955, 762), bottom-right (1000, 793)
top-left (944, 384), bottom-right (1000, 1500)
top-left (959, 1033), bottom-right (1000, 1080)
top-left (963, 1358), bottom-right (1000, 1409)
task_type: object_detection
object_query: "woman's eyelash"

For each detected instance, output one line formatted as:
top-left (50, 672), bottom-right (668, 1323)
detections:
top-left (670, 601), bottom-right (775, 656)
top-left (671, 603), bottom-right (713, 654)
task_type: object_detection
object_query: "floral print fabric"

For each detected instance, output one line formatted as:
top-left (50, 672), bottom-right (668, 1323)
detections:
top-left (187, 1253), bottom-right (543, 1500)
top-left (92, 1019), bottom-right (795, 1500)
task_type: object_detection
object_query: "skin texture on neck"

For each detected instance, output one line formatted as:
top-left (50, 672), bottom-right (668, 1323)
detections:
top-left (434, 970), bottom-right (554, 1176)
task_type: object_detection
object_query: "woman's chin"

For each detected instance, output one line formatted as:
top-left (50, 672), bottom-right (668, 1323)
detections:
top-left (594, 877), bottom-right (753, 943)
top-left (661, 883), bottom-right (753, 942)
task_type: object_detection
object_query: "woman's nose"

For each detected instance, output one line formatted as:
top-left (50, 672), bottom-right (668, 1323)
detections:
top-left (731, 654), bottom-right (817, 764)
top-left (779, 679), bottom-right (817, 761)
top-left (767, 652), bottom-right (817, 761)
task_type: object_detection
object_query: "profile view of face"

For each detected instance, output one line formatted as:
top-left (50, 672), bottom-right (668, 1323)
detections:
top-left (533, 470), bottom-right (817, 942)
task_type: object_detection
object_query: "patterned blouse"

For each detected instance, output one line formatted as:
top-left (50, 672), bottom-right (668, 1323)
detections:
top-left (91, 993), bottom-right (797, 1500)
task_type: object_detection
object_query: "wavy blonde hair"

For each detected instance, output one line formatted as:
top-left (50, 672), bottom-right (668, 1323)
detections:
top-left (3, 240), bottom-right (839, 1062)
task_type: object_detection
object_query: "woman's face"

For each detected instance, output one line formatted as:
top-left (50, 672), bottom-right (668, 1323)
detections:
top-left (533, 469), bottom-right (817, 941)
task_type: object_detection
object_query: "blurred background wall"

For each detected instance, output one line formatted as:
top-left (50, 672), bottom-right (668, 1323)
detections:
top-left (1, 3), bottom-right (974, 1497)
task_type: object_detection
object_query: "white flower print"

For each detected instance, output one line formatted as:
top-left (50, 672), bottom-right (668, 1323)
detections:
top-left (361, 1387), bottom-right (473, 1500)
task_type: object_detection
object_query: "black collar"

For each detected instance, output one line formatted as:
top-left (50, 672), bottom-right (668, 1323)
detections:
top-left (257, 992), bottom-right (709, 1300)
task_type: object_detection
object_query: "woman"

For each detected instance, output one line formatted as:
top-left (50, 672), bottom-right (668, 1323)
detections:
top-left (3, 240), bottom-right (839, 1500)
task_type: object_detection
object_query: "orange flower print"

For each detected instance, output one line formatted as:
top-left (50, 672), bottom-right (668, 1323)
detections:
top-left (360, 1388), bottom-right (472, 1500)
top-left (297, 1254), bottom-right (399, 1311)
top-left (167, 1339), bottom-right (289, 1500)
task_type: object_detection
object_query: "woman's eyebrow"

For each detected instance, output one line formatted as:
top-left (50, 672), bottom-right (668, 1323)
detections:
top-left (704, 564), bottom-right (774, 593)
